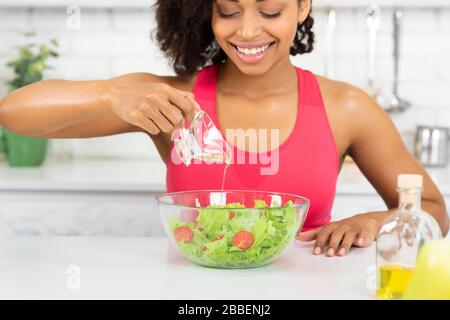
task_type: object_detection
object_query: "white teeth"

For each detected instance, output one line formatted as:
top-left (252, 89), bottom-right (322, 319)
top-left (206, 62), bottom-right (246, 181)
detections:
top-left (236, 44), bottom-right (271, 56)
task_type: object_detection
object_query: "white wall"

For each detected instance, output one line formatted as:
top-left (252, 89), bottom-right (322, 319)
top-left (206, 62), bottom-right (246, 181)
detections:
top-left (0, 5), bottom-right (449, 161)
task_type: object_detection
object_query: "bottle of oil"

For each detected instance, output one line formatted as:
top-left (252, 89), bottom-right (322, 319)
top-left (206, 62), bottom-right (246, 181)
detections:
top-left (376, 174), bottom-right (442, 300)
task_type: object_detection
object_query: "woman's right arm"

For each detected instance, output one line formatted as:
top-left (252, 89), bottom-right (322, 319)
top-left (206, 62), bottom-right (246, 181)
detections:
top-left (0, 73), bottom-right (199, 139)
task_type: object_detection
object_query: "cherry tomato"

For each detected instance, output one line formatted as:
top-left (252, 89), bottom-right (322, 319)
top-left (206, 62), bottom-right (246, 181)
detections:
top-left (174, 226), bottom-right (194, 243)
top-left (232, 231), bottom-right (254, 250)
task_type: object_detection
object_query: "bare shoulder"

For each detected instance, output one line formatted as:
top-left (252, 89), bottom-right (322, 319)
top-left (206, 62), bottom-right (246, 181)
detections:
top-left (315, 75), bottom-right (382, 115)
top-left (112, 72), bottom-right (197, 92)
top-left (314, 74), bottom-right (392, 159)
top-left (317, 75), bottom-right (390, 125)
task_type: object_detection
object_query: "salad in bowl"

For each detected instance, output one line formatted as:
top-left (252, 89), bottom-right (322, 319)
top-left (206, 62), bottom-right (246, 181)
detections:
top-left (156, 190), bottom-right (310, 268)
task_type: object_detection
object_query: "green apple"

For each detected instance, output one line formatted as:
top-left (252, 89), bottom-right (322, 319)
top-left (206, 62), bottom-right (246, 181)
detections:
top-left (403, 239), bottom-right (450, 300)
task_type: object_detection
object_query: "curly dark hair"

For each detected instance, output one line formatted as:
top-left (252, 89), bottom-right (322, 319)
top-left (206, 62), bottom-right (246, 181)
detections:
top-left (154, 0), bottom-right (314, 77)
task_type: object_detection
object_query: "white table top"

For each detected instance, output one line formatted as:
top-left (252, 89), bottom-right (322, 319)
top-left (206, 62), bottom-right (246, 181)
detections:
top-left (0, 236), bottom-right (376, 300)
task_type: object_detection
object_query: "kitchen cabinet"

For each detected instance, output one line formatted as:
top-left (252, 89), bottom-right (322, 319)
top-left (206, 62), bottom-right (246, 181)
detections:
top-left (0, 159), bottom-right (167, 236)
top-left (0, 190), bottom-right (164, 236)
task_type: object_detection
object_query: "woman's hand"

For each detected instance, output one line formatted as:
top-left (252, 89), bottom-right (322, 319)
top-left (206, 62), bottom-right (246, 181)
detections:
top-left (297, 213), bottom-right (381, 257)
top-left (104, 76), bottom-right (200, 136)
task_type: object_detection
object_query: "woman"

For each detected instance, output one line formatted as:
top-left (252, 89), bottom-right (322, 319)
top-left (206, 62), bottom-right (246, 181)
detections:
top-left (0, 0), bottom-right (448, 256)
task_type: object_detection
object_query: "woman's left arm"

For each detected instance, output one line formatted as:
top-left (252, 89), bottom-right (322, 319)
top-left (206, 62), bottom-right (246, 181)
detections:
top-left (298, 86), bottom-right (449, 257)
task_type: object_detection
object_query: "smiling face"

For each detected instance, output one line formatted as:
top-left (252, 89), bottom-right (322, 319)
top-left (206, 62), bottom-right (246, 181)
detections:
top-left (212, 0), bottom-right (311, 76)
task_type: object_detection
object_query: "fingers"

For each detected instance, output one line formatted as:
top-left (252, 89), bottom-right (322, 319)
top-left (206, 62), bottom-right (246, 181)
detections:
top-left (315, 228), bottom-right (375, 257)
top-left (166, 90), bottom-right (200, 122)
top-left (144, 104), bottom-right (174, 133)
top-left (353, 230), bottom-right (375, 247)
top-left (326, 225), bottom-right (351, 257)
top-left (130, 110), bottom-right (160, 135)
top-left (143, 95), bottom-right (177, 133)
top-left (338, 230), bottom-right (358, 257)
top-left (158, 101), bottom-right (185, 130)
top-left (137, 116), bottom-right (160, 136)
top-left (313, 224), bottom-right (338, 256)
top-left (185, 93), bottom-right (202, 112)
top-left (307, 215), bottom-right (378, 258)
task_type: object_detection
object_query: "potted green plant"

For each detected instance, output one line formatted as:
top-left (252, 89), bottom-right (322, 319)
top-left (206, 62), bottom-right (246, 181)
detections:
top-left (0, 32), bottom-right (59, 167)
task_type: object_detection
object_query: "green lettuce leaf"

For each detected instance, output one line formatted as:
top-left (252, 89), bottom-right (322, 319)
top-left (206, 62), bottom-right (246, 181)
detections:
top-left (169, 199), bottom-right (300, 268)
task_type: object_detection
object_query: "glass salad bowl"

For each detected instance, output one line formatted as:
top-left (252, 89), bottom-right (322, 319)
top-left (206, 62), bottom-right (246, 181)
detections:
top-left (156, 190), bottom-right (310, 269)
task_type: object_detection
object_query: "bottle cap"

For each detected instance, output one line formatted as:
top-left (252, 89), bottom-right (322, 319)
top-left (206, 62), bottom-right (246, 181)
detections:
top-left (397, 174), bottom-right (423, 189)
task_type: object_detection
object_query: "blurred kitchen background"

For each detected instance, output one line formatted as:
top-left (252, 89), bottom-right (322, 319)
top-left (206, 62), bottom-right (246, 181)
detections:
top-left (0, 0), bottom-right (449, 237)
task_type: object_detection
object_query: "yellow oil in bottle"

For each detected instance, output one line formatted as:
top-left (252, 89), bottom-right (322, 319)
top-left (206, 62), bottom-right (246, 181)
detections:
top-left (377, 264), bottom-right (415, 300)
